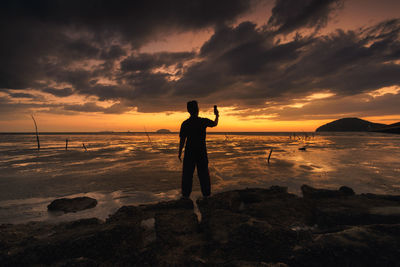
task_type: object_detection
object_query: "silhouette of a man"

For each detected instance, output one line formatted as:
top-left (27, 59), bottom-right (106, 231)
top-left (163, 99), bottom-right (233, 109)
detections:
top-left (179, 100), bottom-right (219, 198)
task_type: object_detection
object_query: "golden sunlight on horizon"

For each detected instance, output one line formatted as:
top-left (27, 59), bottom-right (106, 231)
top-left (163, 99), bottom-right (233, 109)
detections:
top-left (2, 110), bottom-right (399, 133)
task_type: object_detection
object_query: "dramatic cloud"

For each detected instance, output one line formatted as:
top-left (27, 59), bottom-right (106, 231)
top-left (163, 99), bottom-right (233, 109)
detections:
top-left (8, 92), bottom-right (36, 99)
top-left (120, 52), bottom-right (195, 72)
top-left (268, 0), bottom-right (344, 33)
top-left (0, 0), bottom-right (253, 88)
top-left (43, 87), bottom-right (74, 97)
top-left (169, 18), bottom-right (400, 112)
top-left (63, 102), bottom-right (131, 114)
top-left (274, 90), bottom-right (400, 120)
top-left (1, 0), bottom-right (400, 123)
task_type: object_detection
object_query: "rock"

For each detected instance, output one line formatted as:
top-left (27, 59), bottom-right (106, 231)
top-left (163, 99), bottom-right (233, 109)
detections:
top-left (2, 222), bottom-right (145, 266)
top-left (197, 186), bottom-right (312, 228)
top-left (47, 197), bottom-right (97, 213)
top-left (106, 205), bottom-right (143, 223)
top-left (197, 187), bottom-right (290, 214)
top-left (53, 257), bottom-right (98, 267)
top-left (197, 187), bottom-right (305, 263)
top-left (140, 197), bottom-right (194, 212)
top-left (301, 184), bottom-right (355, 199)
top-left (361, 193), bottom-right (400, 202)
top-left (4, 185), bottom-right (400, 266)
top-left (290, 224), bottom-right (400, 267)
top-left (155, 210), bottom-right (199, 245)
top-left (339, 186), bottom-right (355, 195)
top-left (156, 129), bottom-right (171, 133)
top-left (144, 198), bottom-right (204, 264)
top-left (307, 193), bottom-right (400, 228)
top-left (64, 218), bottom-right (102, 229)
top-left (223, 260), bottom-right (288, 267)
top-left (198, 206), bottom-right (298, 263)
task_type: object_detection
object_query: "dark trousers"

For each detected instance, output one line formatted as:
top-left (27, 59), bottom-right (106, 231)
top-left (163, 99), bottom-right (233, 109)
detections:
top-left (182, 153), bottom-right (211, 197)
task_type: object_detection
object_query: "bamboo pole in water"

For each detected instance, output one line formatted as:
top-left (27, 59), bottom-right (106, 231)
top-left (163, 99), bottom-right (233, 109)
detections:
top-left (267, 148), bottom-right (273, 164)
top-left (31, 115), bottom-right (40, 151)
top-left (144, 127), bottom-right (152, 145)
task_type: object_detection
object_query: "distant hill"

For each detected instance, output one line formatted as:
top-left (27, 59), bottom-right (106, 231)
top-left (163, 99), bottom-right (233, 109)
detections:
top-left (388, 122), bottom-right (400, 127)
top-left (316, 118), bottom-right (386, 132)
top-left (372, 122), bottom-right (400, 134)
top-left (156, 129), bottom-right (171, 133)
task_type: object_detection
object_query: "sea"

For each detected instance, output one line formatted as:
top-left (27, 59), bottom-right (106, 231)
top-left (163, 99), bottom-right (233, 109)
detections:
top-left (0, 132), bottom-right (399, 224)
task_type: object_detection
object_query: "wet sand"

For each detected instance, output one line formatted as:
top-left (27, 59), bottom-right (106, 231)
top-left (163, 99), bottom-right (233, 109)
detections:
top-left (1, 132), bottom-right (400, 224)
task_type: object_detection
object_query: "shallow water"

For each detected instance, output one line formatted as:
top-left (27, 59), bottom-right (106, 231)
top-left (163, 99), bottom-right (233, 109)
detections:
top-left (0, 132), bottom-right (399, 224)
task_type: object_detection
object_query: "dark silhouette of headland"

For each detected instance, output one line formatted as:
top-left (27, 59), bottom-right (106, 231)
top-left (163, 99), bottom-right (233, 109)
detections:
top-left (316, 117), bottom-right (400, 133)
top-left (156, 129), bottom-right (171, 133)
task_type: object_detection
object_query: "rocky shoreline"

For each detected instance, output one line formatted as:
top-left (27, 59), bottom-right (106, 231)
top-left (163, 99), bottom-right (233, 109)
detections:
top-left (1, 185), bottom-right (400, 266)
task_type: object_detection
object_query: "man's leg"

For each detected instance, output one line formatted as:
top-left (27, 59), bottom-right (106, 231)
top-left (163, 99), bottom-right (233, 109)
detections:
top-left (197, 157), bottom-right (211, 197)
top-left (182, 156), bottom-right (195, 198)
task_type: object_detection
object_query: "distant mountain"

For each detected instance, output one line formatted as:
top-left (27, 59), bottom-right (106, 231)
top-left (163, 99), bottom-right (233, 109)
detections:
top-left (388, 122), bottom-right (400, 127)
top-left (372, 122), bottom-right (400, 134)
top-left (156, 129), bottom-right (171, 133)
top-left (316, 118), bottom-right (386, 132)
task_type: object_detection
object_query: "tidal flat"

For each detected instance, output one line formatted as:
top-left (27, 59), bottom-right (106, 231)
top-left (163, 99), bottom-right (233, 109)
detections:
top-left (0, 132), bottom-right (399, 224)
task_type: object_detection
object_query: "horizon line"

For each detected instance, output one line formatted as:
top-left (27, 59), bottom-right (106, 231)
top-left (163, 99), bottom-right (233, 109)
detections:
top-left (0, 131), bottom-right (318, 134)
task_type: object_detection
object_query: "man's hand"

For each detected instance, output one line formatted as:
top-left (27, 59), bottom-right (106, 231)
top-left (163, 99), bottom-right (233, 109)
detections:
top-left (178, 153), bottom-right (182, 162)
top-left (214, 105), bottom-right (219, 116)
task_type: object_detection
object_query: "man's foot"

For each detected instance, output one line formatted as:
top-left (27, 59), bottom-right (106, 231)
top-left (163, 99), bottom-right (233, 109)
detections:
top-left (180, 195), bottom-right (190, 200)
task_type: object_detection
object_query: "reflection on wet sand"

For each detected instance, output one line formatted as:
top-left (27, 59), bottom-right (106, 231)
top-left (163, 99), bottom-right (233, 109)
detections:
top-left (0, 132), bottom-right (399, 223)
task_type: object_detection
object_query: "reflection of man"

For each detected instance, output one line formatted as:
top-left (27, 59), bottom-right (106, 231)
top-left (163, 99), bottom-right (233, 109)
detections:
top-left (179, 101), bottom-right (219, 198)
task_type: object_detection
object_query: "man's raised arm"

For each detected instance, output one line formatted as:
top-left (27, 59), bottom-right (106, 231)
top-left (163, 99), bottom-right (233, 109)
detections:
top-left (209, 105), bottom-right (219, 127)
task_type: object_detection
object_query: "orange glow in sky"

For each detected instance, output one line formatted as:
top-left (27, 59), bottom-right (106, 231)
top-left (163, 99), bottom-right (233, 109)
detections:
top-left (5, 110), bottom-right (398, 133)
top-left (1, 0), bottom-right (399, 132)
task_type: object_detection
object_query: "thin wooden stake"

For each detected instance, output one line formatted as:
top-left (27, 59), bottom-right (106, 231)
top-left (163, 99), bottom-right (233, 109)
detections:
top-left (267, 148), bottom-right (273, 164)
top-left (144, 127), bottom-right (152, 145)
top-left (31, 115), bottom-right (40, 151)
top-left (65, 138), bottom-right (68, 151)
top-left (225, 133), bottom-right (230, 141)
top-left (82, 143), bottom-right (87, 151)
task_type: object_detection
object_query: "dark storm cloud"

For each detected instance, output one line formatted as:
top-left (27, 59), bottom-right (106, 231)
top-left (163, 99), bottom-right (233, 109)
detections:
top-left (120, 52), bottom-right (195, 72)
top-left (54, 17), bottom-right (399, 115)
top-left (268, 0), bottom-right (344, 33)
top-left (8, 92), bottom-right (36, 99)
top-left (274, 92), bottom-right (400, 120)
top-left (171, 19), bottom-right (400, 111)
top-left (172, 22), bottom-right (302, 99)
top-left (200, 22), bottom-right (269, 57)
top-left (99, 45), bottom-right (126, 60)
top-left (0, 0), bottom-right (253, 88)
top-left (63, 102), bottom-right (131, 114)
top-left (1, 0), bottom-right (400, 120)
top-left (276, 22), bottom-right (400, 96)
top-left (0, 0), bottom-right (253, 44)
top-left (43, 87), bottom-right (74, 97)
top-left (0, 96), bottom-right (56, 117)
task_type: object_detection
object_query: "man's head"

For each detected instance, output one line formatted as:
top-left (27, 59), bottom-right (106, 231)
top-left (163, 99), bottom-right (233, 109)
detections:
top-left (187, 100), bottom-right (199, 117)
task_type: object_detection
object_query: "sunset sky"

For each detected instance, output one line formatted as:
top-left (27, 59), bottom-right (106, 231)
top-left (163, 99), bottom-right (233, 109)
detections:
top-left (1, 0), bottom-right (400, 132)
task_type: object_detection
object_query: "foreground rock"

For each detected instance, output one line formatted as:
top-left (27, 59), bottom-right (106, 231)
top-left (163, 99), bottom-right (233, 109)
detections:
top-left (1, 185), bottom-right (400, 266)
top-left (47, 196), bottom-right (97, 213)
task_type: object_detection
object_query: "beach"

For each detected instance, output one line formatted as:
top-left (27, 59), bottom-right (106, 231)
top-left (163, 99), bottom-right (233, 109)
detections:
top-left (1, 132), bottom-right (400, 224)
